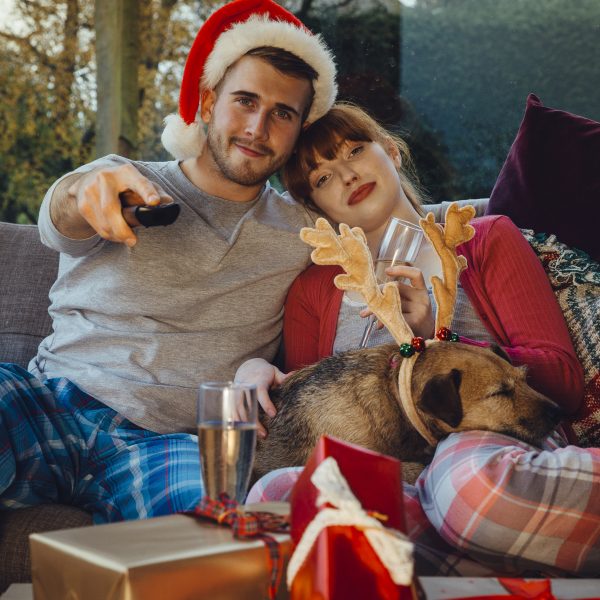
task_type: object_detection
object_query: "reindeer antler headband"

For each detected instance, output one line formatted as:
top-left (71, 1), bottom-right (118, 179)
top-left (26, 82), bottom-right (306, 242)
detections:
top-left (300, 203), bottom-right (476, 446)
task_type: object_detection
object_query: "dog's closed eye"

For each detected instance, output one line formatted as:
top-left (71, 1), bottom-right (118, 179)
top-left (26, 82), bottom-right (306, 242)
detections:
top-left (487, 384), bottom-right (515, 399)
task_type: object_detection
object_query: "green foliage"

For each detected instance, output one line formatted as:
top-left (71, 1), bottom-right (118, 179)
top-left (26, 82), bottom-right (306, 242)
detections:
top-left (0, 0), bottom-right (200, 223)
top-left (0, 0), bottom-right (95, 223)
top-left (136, 0), bottom-right (202, 160)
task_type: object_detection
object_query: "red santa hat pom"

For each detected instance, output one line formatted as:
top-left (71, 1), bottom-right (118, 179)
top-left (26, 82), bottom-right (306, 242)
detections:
top-left (161, 0), bottom-right (337, 159)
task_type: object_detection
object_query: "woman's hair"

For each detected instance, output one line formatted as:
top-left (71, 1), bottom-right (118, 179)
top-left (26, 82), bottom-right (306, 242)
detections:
top-left (283, 103), bottom-right (427, 216)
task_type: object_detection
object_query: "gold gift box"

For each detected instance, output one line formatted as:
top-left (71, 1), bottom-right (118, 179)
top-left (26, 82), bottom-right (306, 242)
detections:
top-left (30, 507), bottom-right (291, 600)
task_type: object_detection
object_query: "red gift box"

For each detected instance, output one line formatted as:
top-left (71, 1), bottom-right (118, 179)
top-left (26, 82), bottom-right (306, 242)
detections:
top-left (287, 435), bottom-right (418, 600)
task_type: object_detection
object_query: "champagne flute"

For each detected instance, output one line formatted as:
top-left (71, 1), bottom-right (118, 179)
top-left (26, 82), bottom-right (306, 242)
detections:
top-left (358, 217), bottom-right (424, 348)
top-left (197, 381), bottom-right (258, 503)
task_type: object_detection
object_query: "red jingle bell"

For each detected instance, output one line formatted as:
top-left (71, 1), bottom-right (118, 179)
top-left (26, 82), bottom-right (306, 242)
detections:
top-left (436, 327), bottom-right (452, 341)
top-left (411, 337), bottom-right (426, 352)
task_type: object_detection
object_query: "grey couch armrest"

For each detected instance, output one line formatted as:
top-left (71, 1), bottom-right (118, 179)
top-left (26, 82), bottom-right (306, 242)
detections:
top-left (0, 222), bottom-right (57, 367)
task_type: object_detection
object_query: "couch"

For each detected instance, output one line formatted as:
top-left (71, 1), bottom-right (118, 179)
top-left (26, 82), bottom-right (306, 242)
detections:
top-left (4, 90), bottom-right (597, 589)
top-left (0, 222), bottom-right (93, 593)
top-left (0, 198), bottom-right (495, 592)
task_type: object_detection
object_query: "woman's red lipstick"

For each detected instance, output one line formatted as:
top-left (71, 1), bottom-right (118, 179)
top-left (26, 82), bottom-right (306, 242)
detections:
top-left (348, 182), bottom-right (375, 205)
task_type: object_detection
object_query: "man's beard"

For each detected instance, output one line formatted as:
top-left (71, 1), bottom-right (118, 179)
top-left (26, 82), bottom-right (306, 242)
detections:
top-left (206, 124), bottom-right (289, 187)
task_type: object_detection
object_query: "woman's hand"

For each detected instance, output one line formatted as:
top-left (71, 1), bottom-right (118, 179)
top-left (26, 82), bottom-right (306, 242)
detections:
top-left (234, 358), bottom-right (290, 438)
top-left (388, 264), bottom-right (435, 339)
top-left (360, 264), bottom-right (434, 339)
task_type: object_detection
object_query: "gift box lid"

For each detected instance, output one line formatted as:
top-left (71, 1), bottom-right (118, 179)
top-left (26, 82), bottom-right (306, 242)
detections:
top-left (30, 514), bottom-right (290, 570)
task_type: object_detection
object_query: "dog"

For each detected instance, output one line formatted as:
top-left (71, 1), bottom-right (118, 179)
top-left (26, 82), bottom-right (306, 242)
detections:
top-left (253, 341), bottom-right (562, 480)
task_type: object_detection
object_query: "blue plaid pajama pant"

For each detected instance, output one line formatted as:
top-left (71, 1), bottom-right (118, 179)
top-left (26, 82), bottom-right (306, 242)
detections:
top-left (0, 363), bottom-right (204, 523)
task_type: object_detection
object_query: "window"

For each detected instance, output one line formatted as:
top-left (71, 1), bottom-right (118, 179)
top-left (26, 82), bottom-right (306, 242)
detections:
top-left (297, 0), bottom-right (600, 201)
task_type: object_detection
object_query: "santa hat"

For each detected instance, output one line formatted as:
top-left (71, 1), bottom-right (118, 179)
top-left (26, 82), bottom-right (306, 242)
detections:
top-left (161, 0), bottom-right (337, 159)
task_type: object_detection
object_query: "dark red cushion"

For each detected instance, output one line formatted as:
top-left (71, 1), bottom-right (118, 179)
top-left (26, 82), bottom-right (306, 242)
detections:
top-left (486, 94), bottom-right (600, 261)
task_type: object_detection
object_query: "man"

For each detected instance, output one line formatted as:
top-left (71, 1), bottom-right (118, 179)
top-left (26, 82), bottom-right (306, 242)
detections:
top-left (0, 0), bottom-right (336, 523)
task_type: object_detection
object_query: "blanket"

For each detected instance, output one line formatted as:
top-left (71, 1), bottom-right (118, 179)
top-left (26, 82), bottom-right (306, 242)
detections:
top-left (523, 230), bottom-right (600, 446)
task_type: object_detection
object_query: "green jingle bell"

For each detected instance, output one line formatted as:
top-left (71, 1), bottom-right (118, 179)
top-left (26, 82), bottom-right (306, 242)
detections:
top-left (399, 343), bottom-right (416, 357)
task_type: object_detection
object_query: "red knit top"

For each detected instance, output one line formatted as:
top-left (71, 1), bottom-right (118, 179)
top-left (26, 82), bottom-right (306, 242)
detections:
top-left (282, 215), bottom-right (584, 413)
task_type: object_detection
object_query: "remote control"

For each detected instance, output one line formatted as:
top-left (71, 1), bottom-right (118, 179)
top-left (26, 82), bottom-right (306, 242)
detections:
top-left (122, 203), bottom-right (181, 228)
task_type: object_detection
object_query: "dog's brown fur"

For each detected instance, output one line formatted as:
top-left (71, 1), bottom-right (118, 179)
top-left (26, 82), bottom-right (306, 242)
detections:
top-left (253, 342), bottom-right (562, 479)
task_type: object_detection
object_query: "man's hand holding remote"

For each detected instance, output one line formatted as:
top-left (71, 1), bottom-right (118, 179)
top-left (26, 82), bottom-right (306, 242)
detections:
top-left (50, 163), bottom-right (175, 246)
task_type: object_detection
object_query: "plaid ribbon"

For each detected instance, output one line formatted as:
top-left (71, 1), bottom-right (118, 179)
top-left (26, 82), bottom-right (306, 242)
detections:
top-left (188, 494), bottom-right (289, 600)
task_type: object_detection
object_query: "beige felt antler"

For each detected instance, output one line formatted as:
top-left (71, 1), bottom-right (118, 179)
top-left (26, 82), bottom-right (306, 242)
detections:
top-left (300, 203), bottom-right (475, 346)
top-left (419, 203), bottom-right (476, 332)
top-left (300, 219), bottom-right (415, 344)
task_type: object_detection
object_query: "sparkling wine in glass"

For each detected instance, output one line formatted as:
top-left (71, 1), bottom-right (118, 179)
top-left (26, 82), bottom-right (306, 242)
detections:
top-left (359, 217), bottom-right (424, 348)
top-left (197, 381), bottom-right (258, 503)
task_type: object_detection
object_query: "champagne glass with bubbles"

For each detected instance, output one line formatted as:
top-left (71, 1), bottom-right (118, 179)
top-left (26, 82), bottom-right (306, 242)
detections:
top-left (359, 217), bottom-right (424, 348)
top-left (197, 381), bottom-right (258, 503)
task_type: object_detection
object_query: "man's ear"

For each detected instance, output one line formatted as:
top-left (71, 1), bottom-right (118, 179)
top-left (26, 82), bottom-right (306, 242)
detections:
top-left (417, 369), bottom-right (463, 428)
top-left (200, 89), bottom-right (217, 124)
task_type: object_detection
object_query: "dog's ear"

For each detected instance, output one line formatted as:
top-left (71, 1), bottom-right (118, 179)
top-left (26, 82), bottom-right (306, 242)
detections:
top-left (417, 369), bottom-right (463, 428)
top-left (489, 344), bottom-right (512, 364)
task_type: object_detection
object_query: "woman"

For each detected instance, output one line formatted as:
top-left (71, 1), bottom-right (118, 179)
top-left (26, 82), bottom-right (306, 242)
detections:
top-left (279, 104), bottom-right (582, 411)
top-left (237, 105), bottom-right (598, 576)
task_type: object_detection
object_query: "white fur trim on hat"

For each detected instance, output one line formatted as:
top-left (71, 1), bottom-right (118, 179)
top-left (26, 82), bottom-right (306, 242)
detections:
top-left (161, 114), bottom-right (206, 160)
